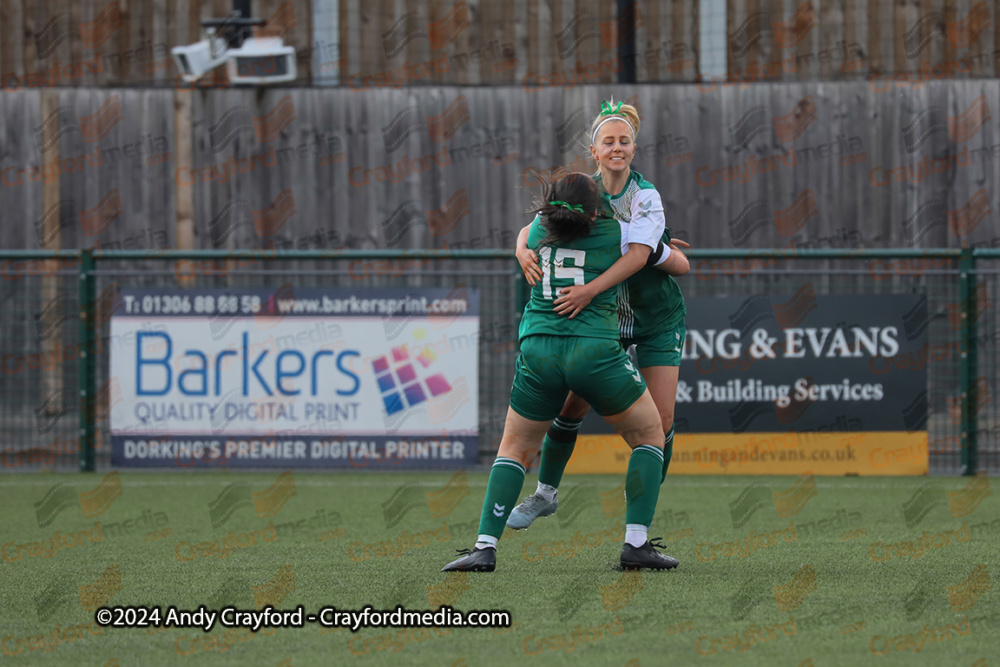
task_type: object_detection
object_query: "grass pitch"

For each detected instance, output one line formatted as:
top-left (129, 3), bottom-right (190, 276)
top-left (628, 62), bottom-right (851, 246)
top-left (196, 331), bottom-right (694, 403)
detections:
top-left (1, 471), bottom-right (997, 666)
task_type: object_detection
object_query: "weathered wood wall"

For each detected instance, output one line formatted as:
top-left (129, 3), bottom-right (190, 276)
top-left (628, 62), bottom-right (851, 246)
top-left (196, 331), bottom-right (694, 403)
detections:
top-left (722, 0), bottom-right (1000, 81)
top-left (1, 82), bottom-right (997, 254)
top-left (1, 1), bottom-right (997, 89)
top-left (0, 0), bottom-right (311, 88)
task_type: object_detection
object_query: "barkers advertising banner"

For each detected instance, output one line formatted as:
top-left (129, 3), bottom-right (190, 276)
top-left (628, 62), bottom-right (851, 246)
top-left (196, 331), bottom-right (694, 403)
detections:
top-left (109, 287), bottom-right (479, 468)
top-left (570, 291), bottom-right (930, 475)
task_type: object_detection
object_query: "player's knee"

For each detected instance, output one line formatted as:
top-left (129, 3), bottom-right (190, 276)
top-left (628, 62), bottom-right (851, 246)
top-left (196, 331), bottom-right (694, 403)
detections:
top-left (658, 407), bottom-right (674, 433)
top-left (620, 420), bottom-right (665, 449)
top-left (497, 434), bottom-right (539, 468)
top-left (660, 410), bottom-right (674, 435)
top-left (497, 447), bottom-right (533, 468)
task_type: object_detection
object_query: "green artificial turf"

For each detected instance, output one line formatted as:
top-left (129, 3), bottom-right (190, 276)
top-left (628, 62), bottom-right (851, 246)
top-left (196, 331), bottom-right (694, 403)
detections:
top-left (0, 472), bottom-right (997, 666)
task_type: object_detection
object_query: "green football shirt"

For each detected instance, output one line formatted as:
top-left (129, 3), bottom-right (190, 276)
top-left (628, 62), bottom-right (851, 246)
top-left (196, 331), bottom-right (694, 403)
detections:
top-left (517, 214), bottom-right (624, 341)
top-left (596, 170), bottom-right (686, 338)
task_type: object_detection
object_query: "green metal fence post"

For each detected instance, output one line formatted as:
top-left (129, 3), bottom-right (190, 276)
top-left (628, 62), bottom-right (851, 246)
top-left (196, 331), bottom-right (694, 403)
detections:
top-left (958, 247), bottom-right (978, 475)
top-left (78, 249), bottom-right (96, 472)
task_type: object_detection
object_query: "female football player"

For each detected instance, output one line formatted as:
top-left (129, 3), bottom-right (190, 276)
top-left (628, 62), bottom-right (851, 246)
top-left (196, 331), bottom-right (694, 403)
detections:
top-left (507, 100), bottom-right (689, 562)
top-left (442, 172), bottom-right (678, 572)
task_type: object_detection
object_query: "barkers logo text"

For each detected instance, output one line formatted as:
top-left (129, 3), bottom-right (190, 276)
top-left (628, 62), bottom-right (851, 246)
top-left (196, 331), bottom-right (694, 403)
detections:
top-left (373, 345), bottom-right (455, 417)
top-left (134, 330), bottom-right (362, 398)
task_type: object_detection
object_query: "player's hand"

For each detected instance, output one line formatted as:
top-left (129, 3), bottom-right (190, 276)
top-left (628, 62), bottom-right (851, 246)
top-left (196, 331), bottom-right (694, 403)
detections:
top-left (669, 238), bottom-right (690, 250)
top-left (517, 246), bottom-right (542, 286)
top-left (553, 284), bottom-right (595, 319)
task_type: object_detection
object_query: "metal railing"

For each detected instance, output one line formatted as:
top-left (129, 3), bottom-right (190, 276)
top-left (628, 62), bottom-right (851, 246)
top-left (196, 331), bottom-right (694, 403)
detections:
top-left (1, 247), bottom-right (995, 474)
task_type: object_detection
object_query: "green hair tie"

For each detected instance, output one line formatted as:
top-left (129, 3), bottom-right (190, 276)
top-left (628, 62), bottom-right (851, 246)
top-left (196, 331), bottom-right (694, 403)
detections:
top-left (600, 100), bottom-right (623, 116)
top-left (550, 200), bottom-right (586, 214)
top-left (593, 100), bottom-right (634, 144)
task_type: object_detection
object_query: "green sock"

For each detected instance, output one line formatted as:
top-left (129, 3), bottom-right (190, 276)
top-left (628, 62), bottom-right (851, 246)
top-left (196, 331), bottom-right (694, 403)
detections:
top-left (625, 445), bottom-right (664, 528)
top-left (536, 415), bottom-right (582, 488)
top-left (661, 425), bottom-right (675, 483)
top-left (477, 457), bottom-right (526, 543)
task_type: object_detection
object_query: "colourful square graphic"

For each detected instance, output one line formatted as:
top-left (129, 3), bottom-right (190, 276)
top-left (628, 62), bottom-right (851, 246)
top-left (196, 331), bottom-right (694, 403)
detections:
top-left (392, 346), bottom-right (408, 362)
top-left (416, 350), bottom-right (436, 368)
top-left (373, 356), bottom-right (389, 373)
top-left (403, 383), bottom-right (427, 406)
top-left (424, 373), bottom-right (452, 397)
top-left (377, 373), bottom-right (396, 392)
top-left (383, 392), bottom-right (404, 415)
top-left (396, 364), bottom-right (417, 384)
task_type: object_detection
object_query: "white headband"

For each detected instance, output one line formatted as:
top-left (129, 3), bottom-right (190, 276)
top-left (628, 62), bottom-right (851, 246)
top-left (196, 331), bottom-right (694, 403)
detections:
top-left (591, 116), bottom-right (635, 145)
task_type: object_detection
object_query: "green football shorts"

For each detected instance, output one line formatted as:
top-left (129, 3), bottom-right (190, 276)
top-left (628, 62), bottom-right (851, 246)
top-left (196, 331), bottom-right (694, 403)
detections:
top-left (623, 319), bottom-right (686, 368)
top-left (510, 335), bottom-right (647, 422)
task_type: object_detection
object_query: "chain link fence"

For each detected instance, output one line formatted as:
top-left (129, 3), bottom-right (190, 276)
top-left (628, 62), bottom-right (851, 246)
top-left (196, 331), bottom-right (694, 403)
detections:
top-left (1, 248), bottom-right (995, 474)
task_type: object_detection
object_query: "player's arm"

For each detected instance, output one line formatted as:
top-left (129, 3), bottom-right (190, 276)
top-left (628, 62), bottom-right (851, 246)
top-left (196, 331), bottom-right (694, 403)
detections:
top-left (515, 220), bottom-right (543, 286)
top-left (648, 238), bottom-right (690, 276)
top-left (553, 242), bottom-right (651, 318)
top-left (553, 188), bottom-right (664, 318)
top-left (634, 189), bottom-right (689, 276)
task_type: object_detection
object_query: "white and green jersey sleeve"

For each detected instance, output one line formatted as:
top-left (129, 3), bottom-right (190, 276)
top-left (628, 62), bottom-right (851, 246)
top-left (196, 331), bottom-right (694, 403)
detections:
top-left (597, 170), bottom-right (686, 339)
top-left (599, 170), bottom-right (666, 249)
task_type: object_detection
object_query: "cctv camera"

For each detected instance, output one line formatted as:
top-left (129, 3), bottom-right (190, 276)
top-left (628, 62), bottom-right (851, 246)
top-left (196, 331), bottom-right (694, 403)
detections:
top-left (172, 36), bottom-right (230, 82)
top-left (227, 37), bottom-right (297, 84)
top-left (171, 12), bottom-right (296, 85)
